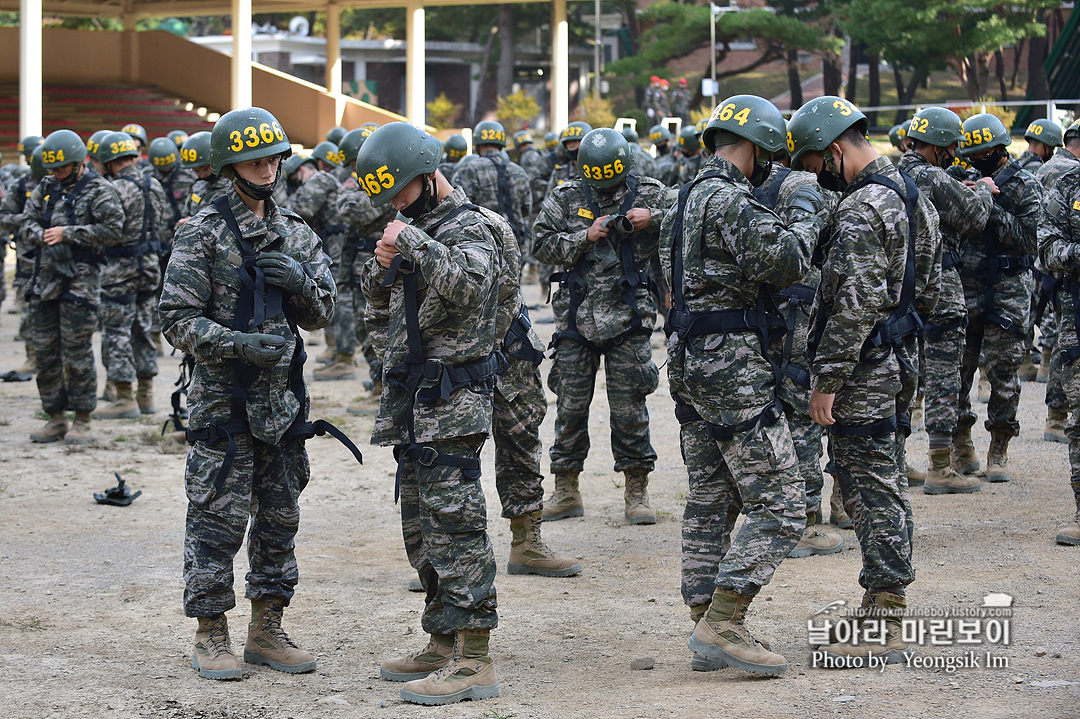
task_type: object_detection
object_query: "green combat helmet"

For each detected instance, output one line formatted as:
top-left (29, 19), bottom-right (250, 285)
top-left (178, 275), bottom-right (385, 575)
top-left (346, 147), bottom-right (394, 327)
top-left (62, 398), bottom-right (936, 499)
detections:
top-left (1024, 118), bottom-right (1063, 148)
top-left (168, 129), bottom-right (190, 147)
top-left (787, 95), bottom-right (867, 170)
top-left (311, 140), bottom-right (343, 167)
top-left (360, 122), bottom-right (380, 134)
top-left (354, 121), bottom-right (441, 208)
top-left (1065, 119), bottom-right (1080, 143)
top-left (678, 125), bottom-right (700, 153)
top-left (148, 136), bottom-right (180, 170)
top-left (514, 130), bottom-right (534, 149)
top-left (702, 94), bottom-right (787, 154)
top-left (326, 126), bottom-right (347, 145)
top-left (85, 130), bottom-right (111, 161)
top-left (209, 107), bottom-right (291, 175)
top-left (18, 135), bottom-right (44, 159)
top-left (907, 107), bottom-right (965, 148)
top-left (473, 120), bottom-right (507, 148)
top-left (338, 128), bottom-right (369, 168)
top-left (957, 113), bottom-right (1012, 157)
top-left (95, 131), bottom-right (140, 166)
top-left (560, 121), bottom-right (593, 148)
top-left (120, 123), bottom-right (149, 150)
top-left (648, 125), bottom-right (672, 146)
top-left (29, 144), bottom-right (47, 180)
top-left (283, 153), bottom-right (309, 178)
top-left (620, 126), bottom-right (639, 144)
top-left (40, 129), bottom-right (88, 169)
top-left (180, 131), bottom-right (212, 169)
top-left (888, 123), bottom-right (909, 149)
top-left (577, 127), bottom-right (634, 189)
top-left (544, 131), bottom-right (559, 150)
top-left (443, 134), bottom-right (468, 162)
top-left (695, 117), bottom-right (709, 136)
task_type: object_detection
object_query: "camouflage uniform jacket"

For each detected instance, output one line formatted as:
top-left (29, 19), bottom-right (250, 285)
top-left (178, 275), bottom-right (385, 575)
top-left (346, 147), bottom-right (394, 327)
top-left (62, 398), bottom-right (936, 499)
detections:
top-left (1036, 147), bottom-right (1080, 191)
top-left (438, 161), bottom-right (459, 179)
top-left (811, 156), bottom-right (941, 400)
top-left (533, 174), bottom-right (667, 344)
top-left (678, 153), bottom-right (705, 186)
top-left (1016, 150), bottom-right (1044, 174)
top-left (659, 154), bottom-right (822, 426)
top-left (898, 151), bottom-right (993, 322)
top-left (361, 187), bottom-right (502, 446)
top-left (160, 186), bottom-right (335, 445)
top-left (104, 164), bottom-right (168, 288)
top-left (22, 171), bottom-right (125, 305)
top-left (671, 89), bottom-right (691, 121)
top-left (517, 146), bottom-right (550, 221)
top-left (0, 172), bottom-right (40, 238)
top-left (545, 162), bottom-right (578, 196)
top-left (331, 165), bottom-right (353, 186)
top-left (452, 149), bottom-right (532, 247)
top-left (1038, 166), bottom-right (1080, 346)
top-left (284, 169), bottom-right (342, 240)
top-left (154, 166), bottom-right (198, 239)
top-left (630, 144), bottom-right (658, 181)
top-left (0, 163), bottom-right (30, 192)
top-left (183, 174), bottom-right (231, 218)
top-left (335, 183), bottom-right (396, 251)
top-left (654, 152), bottom-right (680, 187)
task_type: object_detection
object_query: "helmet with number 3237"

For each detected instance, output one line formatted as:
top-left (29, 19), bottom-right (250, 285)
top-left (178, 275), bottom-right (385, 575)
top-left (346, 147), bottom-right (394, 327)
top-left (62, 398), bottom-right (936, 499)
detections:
top-left (354, 122), bottom-right (442, 208)
top-left (209, 107), bottom-right (291, 175)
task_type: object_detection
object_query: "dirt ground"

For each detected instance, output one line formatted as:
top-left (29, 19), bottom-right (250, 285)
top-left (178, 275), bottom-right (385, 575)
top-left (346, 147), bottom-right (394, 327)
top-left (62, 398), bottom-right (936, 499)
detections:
top-left (1, 278), bottom-right (1078, 719)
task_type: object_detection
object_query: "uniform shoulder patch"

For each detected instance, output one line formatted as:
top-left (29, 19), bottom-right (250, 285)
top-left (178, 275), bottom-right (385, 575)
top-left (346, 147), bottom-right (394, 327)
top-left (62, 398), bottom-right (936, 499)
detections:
top-left (190, 193), bottom-right (202, 205)
top-left (577, 207), bottom-right (595, 220)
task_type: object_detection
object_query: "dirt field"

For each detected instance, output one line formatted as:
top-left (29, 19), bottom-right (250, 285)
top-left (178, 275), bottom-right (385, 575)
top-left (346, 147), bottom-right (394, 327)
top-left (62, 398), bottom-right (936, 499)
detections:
top-left (1, 280), bottom-right (1078, 719)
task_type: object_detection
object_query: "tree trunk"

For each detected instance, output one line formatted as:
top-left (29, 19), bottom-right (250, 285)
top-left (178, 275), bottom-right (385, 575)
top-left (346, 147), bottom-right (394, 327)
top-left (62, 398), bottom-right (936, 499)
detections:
top-left (894, 66), bottom-right (927, 123)
top-left (845, 41), bottom-right (859, 102)
top-left (496, 4), bottom-right (515, 100)
top-left (867, 53), bottom-right (880, 127)
top-left (472, 25), bottom-right (498, 126)
top-left (994, 49), bottom-right (1007, 102)
top-left (1027, 11), bottom-right (1050, 117)
top-left (822, 48), bottom-right (842, 96)
top-left (786, 47), bottom-right (802, 110)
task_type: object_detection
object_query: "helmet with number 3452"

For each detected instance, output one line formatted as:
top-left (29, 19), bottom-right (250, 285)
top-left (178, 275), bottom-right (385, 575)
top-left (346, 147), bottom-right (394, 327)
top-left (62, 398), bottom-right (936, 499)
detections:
top-left (577, 128), bottom-right (634, 189)
top-left (210, 107), bottom-right (291, 175)
top-left (354, 122), bottom-right (442, 208)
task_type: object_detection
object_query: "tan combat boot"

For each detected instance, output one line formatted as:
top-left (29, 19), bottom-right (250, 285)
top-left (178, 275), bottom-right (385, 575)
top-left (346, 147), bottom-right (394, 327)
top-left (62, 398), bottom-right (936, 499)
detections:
top-left (688, 588), bottom-right (787, 676)
top-left (689, 602), bottom-right (774, 671)
top-left (1037, 348), bottom-right (1051, 383)
top-left (986, 432), bottom-right (1011, 483)
top-left (313, 353), bottom-right (358, 381)
top-left (192, 614), bottom-right (242, 680)
top-left (381, 633), bottom-right (454, 681)
top-left (542, 471), bottom-right (583, 521)
top-left (906, 463), bottom-right (927, 486)
top-left (101, 379), bottom-right (118, 403)
top-left (136, 378), bottom-right (156, 415)
top-left (1018, 352), bottom-right (1038, 382)
top-left (316, 333), bottom-right (337, 364)
top-left (346, 380), bottom-right (382, 416)
top-left (819, 590), bottom-right (913, 665)
top-left (15, 343), bottom-right (35, 374)
top-left (923, 447), bottom-right (981, 494)
top-left (30, 411), bottom-right (68, 443)
top-left (1044, 408), bottom-right (1069, 444)
top-left (1057, 523), bottom-right (1080, 545)
top-left (951, 426), bottom-right (980, 475)
top-left (507, 510), bottom-right (582, 577)
top-left (790, 511), bottom-right (844, 558)
top-left (828, 481), bottom-right (853, 529)
top-left (92, 381), bottom-right (141, 420)
top-left (399, 629), bottom-right (499, 705)
top-left (64, 412), bottom-right (94, 444)
top-left (151, 330), bottom-right (164, 357)
top-left (624, 469), bottom-right (657, 525)
top-left (978, 368), bottom-right (991, 403)
top-left (243, 599), bottom-right (317, 673)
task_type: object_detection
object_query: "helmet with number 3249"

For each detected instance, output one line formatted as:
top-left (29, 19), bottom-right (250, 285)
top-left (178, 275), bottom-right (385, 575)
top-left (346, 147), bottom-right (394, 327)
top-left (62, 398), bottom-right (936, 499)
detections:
top-left (210, 107), bottom-right (291, 175)
top-left (354, 122), bottom-right (442, 208)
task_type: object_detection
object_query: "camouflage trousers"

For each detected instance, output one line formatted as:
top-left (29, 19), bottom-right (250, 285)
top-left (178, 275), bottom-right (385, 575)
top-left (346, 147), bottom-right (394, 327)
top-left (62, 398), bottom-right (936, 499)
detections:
top-left (958, 310), bottom-right (1027, 437)
top-left (324, 232), bottom-right (356, 355)
top-left (100, 281), bottom-right (159, 382)
top-left (493, 364), bottom-right (546, 518)
top-left (1060, 334), bottom-right (1080, 523)
top-left (183, 433), bottom-right (309, 617)
top-left (921, 315), bottom-right (967, 438)
top-left (348, 244), bottom-right (381, 381)
top-left (786, 404), bottom-right (825, 518)
top-left (547, 334), bottom-right (658, 474)
top-left (1044, 296), bottom-right (1067, 412)
top-left (30, 297), bottom-right (98, 414)
top-left (829, 429), bottom-right (915, 592)
top-left (399, 434), bottom-right (498, 634)
top-left (679, 412), bottom-right (805, 606)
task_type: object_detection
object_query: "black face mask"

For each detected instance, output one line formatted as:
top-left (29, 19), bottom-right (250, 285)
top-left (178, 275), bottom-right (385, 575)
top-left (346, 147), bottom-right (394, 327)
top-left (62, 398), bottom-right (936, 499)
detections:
top-left (400, 175), bottom-right (437, 220)
top-left (748, 146), bottom-right (772, 188)
top-left (816, 148), bottom-right (846, 192)
top-left (936, 147), bottom-right (956, 170)
top-left (58, 163), bottom-right (83, 188)
top-left (567, 148), bottom-right (579, 163)
top-left (971, 150), bottom-right (1001, 178)
top-left (228, 161), bottom-right (282, 201)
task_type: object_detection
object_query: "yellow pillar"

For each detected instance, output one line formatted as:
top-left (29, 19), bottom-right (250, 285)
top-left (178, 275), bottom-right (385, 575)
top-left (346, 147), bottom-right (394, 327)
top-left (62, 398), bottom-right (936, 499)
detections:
top-left (231, 0), bottom-right (253, 110)
top-left (551, 0), bottom-right (569, 131)
top-left (19, 0), bottom-right (43, 140)
top-left (325, 2), bottom-right (341, 94)
top-left (405, 0), bottom-right (426, 126)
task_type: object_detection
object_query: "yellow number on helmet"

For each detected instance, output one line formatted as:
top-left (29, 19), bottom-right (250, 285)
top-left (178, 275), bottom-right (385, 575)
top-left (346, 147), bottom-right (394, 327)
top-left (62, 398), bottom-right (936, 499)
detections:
top-left (243, 126), bottom-right (259, 147)
top-left (376, 164), bottom-right (395, 189)
top-left (786, 132), bottom-right (795, 153)
top-left (733, 107), bottom-right (751, 126)
top-left (259, 123), bottom-right (275, 144)
top-left (229, 130), bottom-right (243, 152)
top-left (614, 159), bottom-right (624, 174)
top-left (718, 103), bottom-right (736, 122)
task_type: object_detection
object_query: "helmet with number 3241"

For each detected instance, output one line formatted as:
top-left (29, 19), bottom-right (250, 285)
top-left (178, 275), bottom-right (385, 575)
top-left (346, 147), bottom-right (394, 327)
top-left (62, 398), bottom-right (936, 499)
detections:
top-left (354, 122), bottom-right (442, 208)
top-left (210, 107), bottom-right (291, 175)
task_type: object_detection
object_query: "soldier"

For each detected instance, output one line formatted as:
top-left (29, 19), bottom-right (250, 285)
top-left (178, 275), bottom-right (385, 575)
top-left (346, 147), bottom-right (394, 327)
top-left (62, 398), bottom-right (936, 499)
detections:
top-left (326, 126), bottom-right (347, 146)
top-left (149, 136), bottom-right (197, 350)
top-left (168, 129), bottom-right (190, 148)
top-left (541, 130), bottom-right (559, 176)
top-left (677, 126), bottom-right (704, 185)
top-left (161, 107), bottom-right (340, 682)
top-left (533, 128), bottom-right (667, 524)
top-left (888, 123), bottom-right (912, 156)
top-left (23, 129), bottom-right (125, 444)
top-left (545, 121), bottom-right (591, 194)
top-left (662, 96), bottom-right (826, 676)
top-left (1018, 118), bottom-right (1062, 173)
top-left (514, 129), bottom-right (550, 283)
top-left (452, 121), bottom-right (532, 257)
top-left (120, 123), bottom-right (154, 174)
top-left (85, 130), bottom-right (110, 177)
top-left (953, 114), bottom-right (1042, 483)
top-left (91, 131), bottom-right (168, 420)
top-left (438, 134), bottom-right (468, 178)
top-left (1036, 120), bottom-right (1080, 445)
top-left (179, 132), bottom-right (231, 220)
top-left (1037, 156), bottom-right (1080, 545)
top-left (0, 144), bottom-right (48, 376)
top-left (898, 107), bottom-right (995, 495)
top-left (621, 126), bottom-right (658, 181)
top-left (671, 78), bottom-right (692, 124)
top-left (789, 96), bottom-right (941, 664)
top-left (649, 124), bottom-right (680, 187)
top-left (357, 122), bottom-right (502, 705)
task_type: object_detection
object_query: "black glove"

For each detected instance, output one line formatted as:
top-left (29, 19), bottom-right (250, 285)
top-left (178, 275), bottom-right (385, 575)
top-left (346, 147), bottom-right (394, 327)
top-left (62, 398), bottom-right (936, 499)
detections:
top-left (234, 332), bottom-right (288, 368)
top-left (43, 242), bottom-right (76, 277)
top-left (255, 252), bottom-right (308, 295)
top-left (786, 184), bottom-right (825, 217)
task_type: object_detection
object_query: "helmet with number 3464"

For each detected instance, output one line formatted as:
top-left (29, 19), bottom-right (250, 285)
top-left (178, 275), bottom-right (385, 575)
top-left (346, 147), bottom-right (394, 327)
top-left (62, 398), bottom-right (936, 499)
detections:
top-left (354, 122), bottom-right (442, 208)
top-left (702, 94), bottom-right (786, 154)
top-left (577, 128), bottom-right (634, 189)
top-left (210, 107), bottom-right (292, 175)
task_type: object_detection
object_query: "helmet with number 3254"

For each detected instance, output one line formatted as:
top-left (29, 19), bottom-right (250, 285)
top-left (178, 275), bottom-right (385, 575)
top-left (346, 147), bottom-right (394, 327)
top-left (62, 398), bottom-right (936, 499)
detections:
top-left (354, 122), bottom-right (442, 208)
top-left (209, 107), bottom-right (292, 175)
top-left (577, 128), bottom-right (634, 189)
top-left (40, 129), bottom-right (88, 169)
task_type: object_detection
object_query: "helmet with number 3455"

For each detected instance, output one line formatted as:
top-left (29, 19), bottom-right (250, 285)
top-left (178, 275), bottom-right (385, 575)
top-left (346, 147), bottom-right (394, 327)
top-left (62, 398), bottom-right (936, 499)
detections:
top-left (210, 107), bottom-right (292, 175)
top-left (354, 122), bottom-right (442, 208)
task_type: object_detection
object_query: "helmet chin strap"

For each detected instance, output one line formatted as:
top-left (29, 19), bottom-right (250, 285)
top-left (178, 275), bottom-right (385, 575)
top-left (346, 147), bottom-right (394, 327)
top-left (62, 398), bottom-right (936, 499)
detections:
top-left (224, 162), bottom-right (282, 201)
